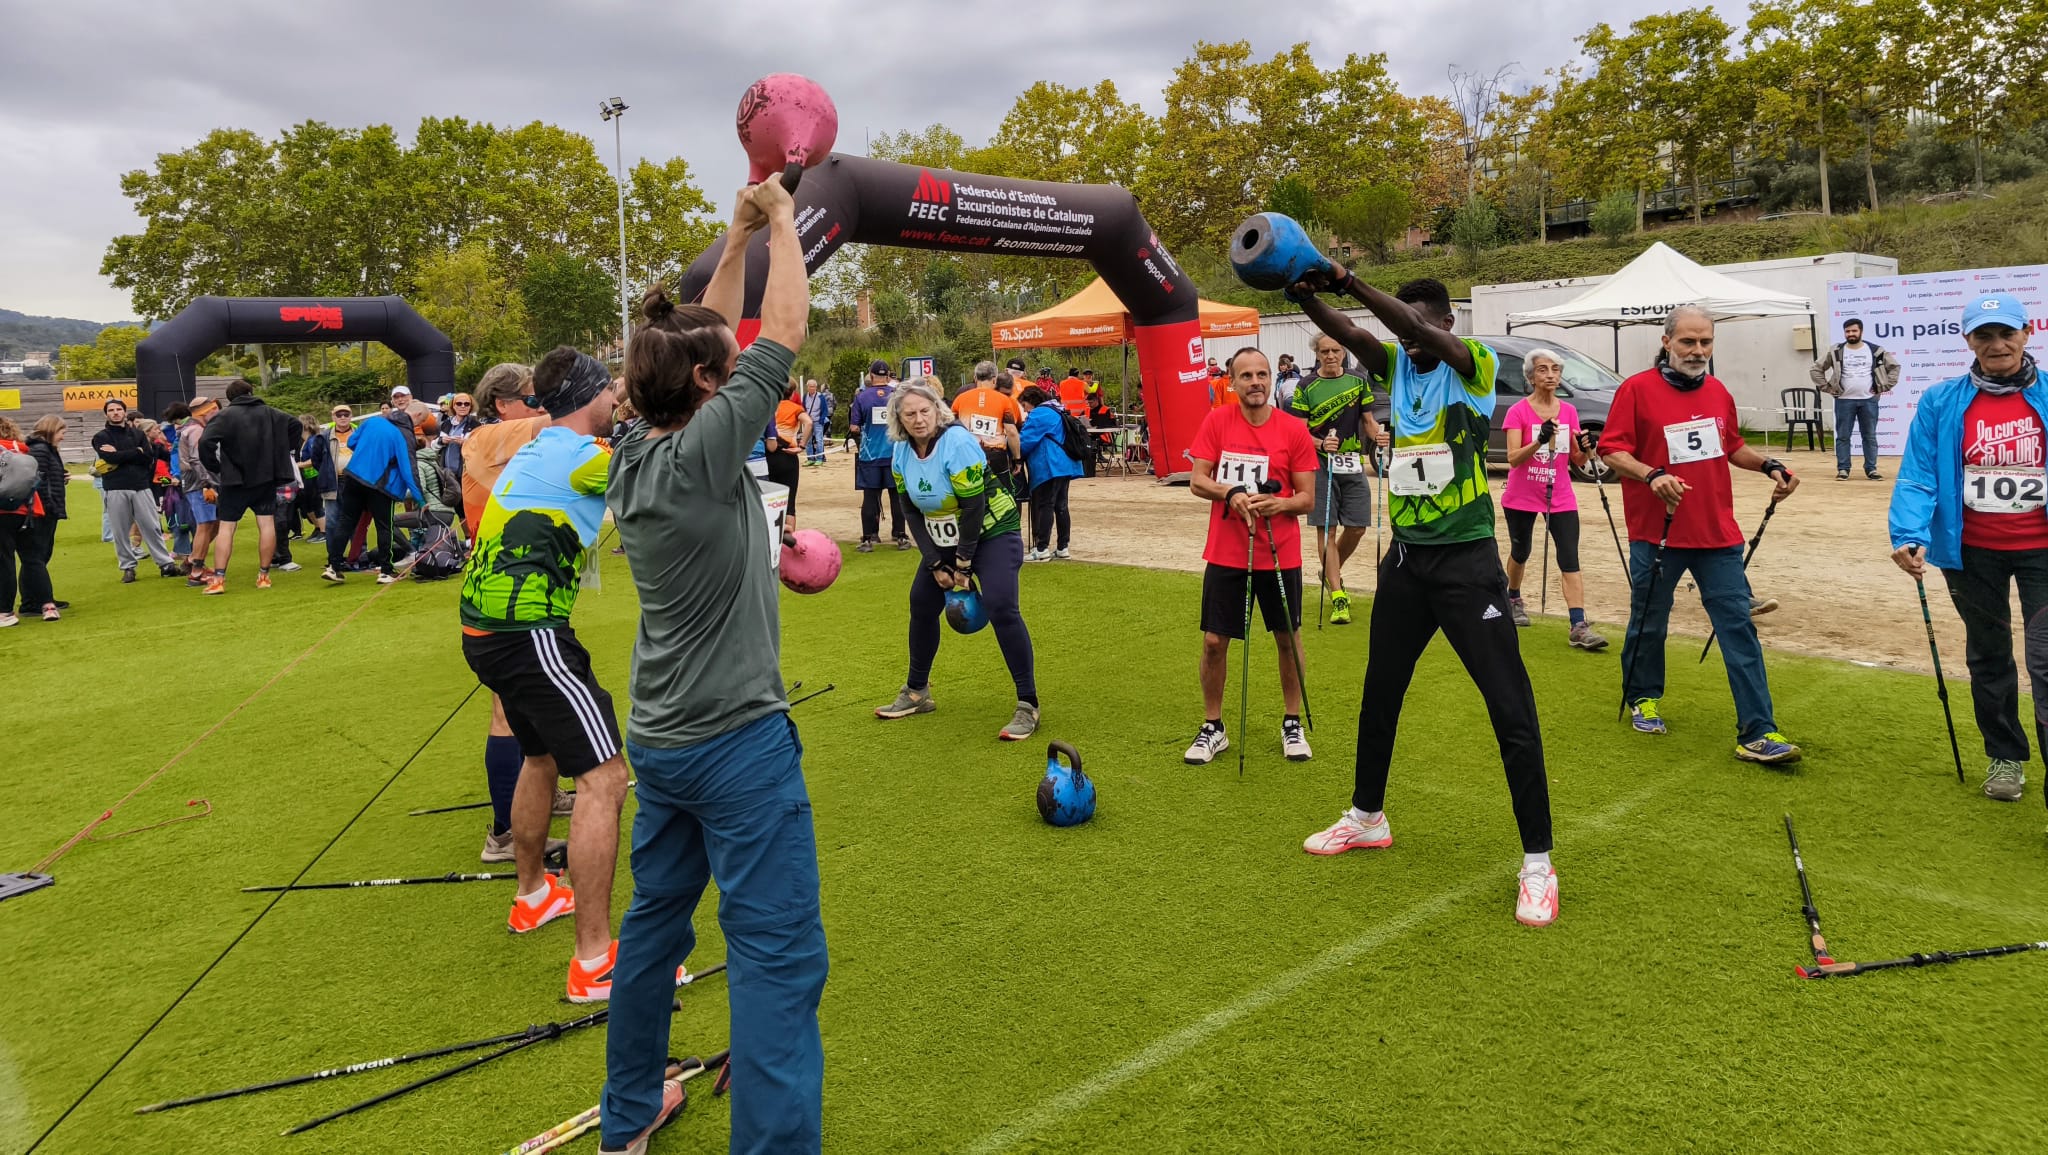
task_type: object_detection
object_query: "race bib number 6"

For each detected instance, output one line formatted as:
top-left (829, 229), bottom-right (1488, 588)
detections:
top-left (1389, 444), bottom-right (1454, 496)
top-left (925, 513), bottom-right (961, 547)
top-left (1663, 417), bottom-right (1723, 465)
top-left (1215, 451), bottom-right (1269, 490)
top-left (1965, 466), bottom-right (2048, 514)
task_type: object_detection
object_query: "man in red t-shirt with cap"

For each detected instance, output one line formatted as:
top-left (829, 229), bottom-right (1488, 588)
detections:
top-left (1598, 304), bottom-right (1801, 763)
top-left (1185, 347), bottom-right (1319, 766)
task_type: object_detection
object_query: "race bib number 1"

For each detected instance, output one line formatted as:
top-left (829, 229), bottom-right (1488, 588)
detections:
top-left (1389, 444), bottom-right (1454, 497)
top-left (1328, 451), bottom-right (1364, 475)
top-left (1216, 451), bottom-right (1269, 490)
top-left (925, 513), bottom-right (961, 547)
top-left (1663, 417), bottom-right (1723, 465)
top-left (1965, 466), bottom-right (2048, 514)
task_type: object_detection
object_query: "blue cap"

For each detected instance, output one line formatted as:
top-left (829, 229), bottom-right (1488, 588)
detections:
top-left (1962, 293), bottom-right (2030, 334)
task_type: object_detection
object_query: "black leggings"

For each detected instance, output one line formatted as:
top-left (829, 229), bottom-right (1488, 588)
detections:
top-left (765, 452), bottom-right (801, 522)
top-left (1355, 538), bottom-right (1552, 853)
top-left (1503, 508), bottom-right (1581, 572)
top-left (907, 531), bottom-right (1036, 701)
top-left (860, 486), bottom-right (906, 542)
top-left (1029, 477), bottom-right (1071, 551)
top-left (327, 477), bottom-right (397, 575)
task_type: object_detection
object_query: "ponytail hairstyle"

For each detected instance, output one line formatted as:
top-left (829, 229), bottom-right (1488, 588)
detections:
top-left (625, 284), bottom-right (736, 430)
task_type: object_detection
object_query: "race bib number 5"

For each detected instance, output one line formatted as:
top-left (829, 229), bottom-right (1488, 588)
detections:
top-left (1664, 417), bottom-right (1723, 465)
top-left (1389, 444), bottom-right (1454, 496)
top-left (1216, 451), bottom-right (1269, 490)
top-left (925, 513), bottom-right (961, 547)
top-left (1965, 466), bottom-right (2047, 514)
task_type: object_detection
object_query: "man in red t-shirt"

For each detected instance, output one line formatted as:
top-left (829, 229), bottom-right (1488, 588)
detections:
top-left (1185, 347), bottom-right (1319, 766)
top-left (1598, 305), bottom-right (1801, 762)
top-left (1888, 291), bottom-right (2044, 801)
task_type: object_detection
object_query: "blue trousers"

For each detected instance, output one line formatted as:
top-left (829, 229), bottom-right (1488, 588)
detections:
top-left (603, 712), bottom-right (827, 1153)
top-left (805, 423), bottom-right (827, 464)
top-left (1621, 541), bottom-right (1778, 742)
top-left (1834, 397), bottom-right (1879, 474)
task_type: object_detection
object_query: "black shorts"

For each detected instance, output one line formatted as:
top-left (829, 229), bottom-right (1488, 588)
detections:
top-left (217, 484), bottom-right (278, 521)
top-left (1503, 508), bottom-right (1582, 572)
top-left (461, 626), bottom-right (622, 776)
top-left (1200, 563), bottom-right (1302, 638)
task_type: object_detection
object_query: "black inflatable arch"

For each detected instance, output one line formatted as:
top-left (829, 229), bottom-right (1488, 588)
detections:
top-left (135, 296), bottom-right (454, 417)
top-left (678, 153), bottom-right (1212, 476)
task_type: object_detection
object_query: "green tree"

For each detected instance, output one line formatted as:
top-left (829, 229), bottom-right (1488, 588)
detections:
top-left (414, 243), bottom-right (529, 366)
top-left (624, 156), bottom-right (722, 291)
top-left (1447, 196), bottom-right (1502, 269)
top-left (1590, 188), bottom-right (1637, 244)
top-left (1265, 176), bottom-right (1319, 226)
top-left (984, 80), bottom-right (1157, 188)
top-left (100, 129), bottom-right (291, 318)
top-left (1745, 0), bottom-right (1922, 212)
top-left (1919, 0), bottom-right (2044, 191)
top-left (1550, 32), bottom-right (1661, 224)
top-left (1321, 183), bottom-right (1411, 263)
top-left (521, 251), bottom-right (618, 352)
top-left (56, 325), bottom-right (148, 379)
top-left (1483, 85), bottom-right (1565, 241)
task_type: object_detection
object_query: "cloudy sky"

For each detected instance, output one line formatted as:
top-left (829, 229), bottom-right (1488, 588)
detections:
top-left (2, 0), bottom-right (1707, 322)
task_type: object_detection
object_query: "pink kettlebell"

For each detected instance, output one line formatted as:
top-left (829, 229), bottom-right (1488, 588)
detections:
top-left (736, 73), bottom-right (839, 192)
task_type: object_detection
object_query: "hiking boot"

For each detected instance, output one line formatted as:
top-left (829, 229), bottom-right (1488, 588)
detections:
top-left (1329, 590), bottom-right (1353, 626)
top-left (1750, 596), bottom-right (1779, 616)
top-left (553, 787), bottom-right (576, 817)
top-left (1985, 758), bottom-right (2026, 802)
top-left (1183, 721), bottom-right (1229, 765)
top-left (507, 873), bottom-right (575, 935)
top-left (999, 701), bottom-right (1040, 742)
top-left (481, 828), bottom-right (568, 864)
top-left (1629, 698), bottom-right (1666, 735)
top-left (875, 685), bottom-right (936, 720)
top-left (1568, 620), bottom-right (1609, 650)
top-left (1736, 732), bottom-right (1803, 765)
top-left (1508, 596), bottom-right (1532, 627)
top-left (1282, 718), bottom-right (1312, 761)
top-left (1303, 810), bottom-right (1391, 855)
top-left (1515, 863), bottom-right (1559, 927)
top-left (320, 565), bottom-right (345, 584)
top-left (121, 569), bottom-right (137, 584)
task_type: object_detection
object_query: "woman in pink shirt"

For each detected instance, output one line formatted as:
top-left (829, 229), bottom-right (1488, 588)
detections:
top-left (1502, 348), bottom-right (1607, 650)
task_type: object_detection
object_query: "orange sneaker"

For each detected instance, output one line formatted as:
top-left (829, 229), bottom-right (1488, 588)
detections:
top-left (256, 571), bottom-right (272, 590)
top-left (506, 873), bottom-right (574, 935)
top-left (203, 575), bottom-right (226, 596)
top-left (567, 940), bottom-right (618, 1004)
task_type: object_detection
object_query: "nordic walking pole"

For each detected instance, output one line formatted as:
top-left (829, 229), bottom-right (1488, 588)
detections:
top-left (1619, 507), bottom-right (1675, 722)
top-left (1585, 432), bottom-right (1627, 574)
top-left (1239, 516), bottom-right (1255, 778)
top-left (1700, 495), bottom-right (1783, 663)
top-left (1539, 447), bottom-right (1556, 617)
top-left (1782, 814), bottom-right (1834, 967)
top-left (1258, 481), bottom-right (1313, 731)
top-left (1374, 442), bottom-right (1387, 566)
top-left (1915, 574), bottom-right (1967, 784)
top-left (241, 870), bottom-right (538, 892)
top-left (507, 1050), bottom-right (731, 1155)
top-left (1798, 940), bottom-right (2048, 980)
top-left (1316, 430), bottom-right (1334, 631)
top-left (789, 683), bottom-right (836, 709)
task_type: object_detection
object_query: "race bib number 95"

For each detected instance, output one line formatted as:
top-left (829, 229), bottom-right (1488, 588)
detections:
top-left (1965, 466), bottom-right (2047, 514)
top-left (1216, 452), bottom-right (1269, 490)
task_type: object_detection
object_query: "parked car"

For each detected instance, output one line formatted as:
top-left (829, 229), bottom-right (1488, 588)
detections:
top-left (1361, 334), bottom-right (1619, 483)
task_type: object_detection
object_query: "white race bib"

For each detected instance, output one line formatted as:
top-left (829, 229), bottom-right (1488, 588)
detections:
top-left (870, 406), bottom-right (888, 427)
top-left (1389, 444), bottom-right (1454, 497)
top-left (1215, 451), bottom-right (1269, 490)
top-left (1964, 466), bottom-right (2048, 514)
top-left (763, 488), bottom-right (789, 568)
top-left (967, 413), bottom-right (1002, 439)
top-left (924, 512), bottom-right (961, 547)
top-left (1663, 417), bottom-right (1723, 465)
top-left (1328, 451), bottom-right (1364, 475)
top-left (1532, 423), bottom-right (1572, 459)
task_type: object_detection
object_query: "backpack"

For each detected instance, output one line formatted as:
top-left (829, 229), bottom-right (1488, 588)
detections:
top-left (1058, 409), bottom-right (1091, 463)
top-left (0, 444), bottom-right (36, 507)
top-left (408, 510), bottom-right (468, 581)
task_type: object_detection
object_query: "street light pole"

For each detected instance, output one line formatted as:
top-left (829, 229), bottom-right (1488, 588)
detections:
top-left (601, 98), bottom-right (631, 361)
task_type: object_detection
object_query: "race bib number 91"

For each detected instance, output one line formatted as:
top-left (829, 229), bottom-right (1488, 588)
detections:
top-left (1389, 444), bottom-right (1454, 496)
top-left (1216, 451), bottom-right (1269, 490)
top-left (967, 413), bottom-right (1002, 439)
top-left (1965, 466), bottom-right (2047, 514)
top-left (1663, 417), bottom-right (1723, 465)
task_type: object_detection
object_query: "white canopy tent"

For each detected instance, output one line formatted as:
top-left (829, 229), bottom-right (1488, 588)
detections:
top-left (1506, 241), bottom-right (1815, 370)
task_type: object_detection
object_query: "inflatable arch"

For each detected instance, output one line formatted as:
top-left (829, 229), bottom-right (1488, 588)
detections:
top-left (134, 296), bottom-right (455, 418)
top-left (678, 154), bottom-right (1209, 479)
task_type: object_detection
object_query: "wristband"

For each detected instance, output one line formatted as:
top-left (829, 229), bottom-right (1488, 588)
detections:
top-left (1223, 484), bottom-right (1249, 508)
top-left (1644, 467), bottom-right (1668, 486)
top-left (1761, 458), bottom-right (1789, 480)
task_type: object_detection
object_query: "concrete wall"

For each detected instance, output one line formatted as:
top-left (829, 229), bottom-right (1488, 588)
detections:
top-left (0, 377), bottom-right (239, 461)
top-left (1469, 252), bottom-right (1899, 424)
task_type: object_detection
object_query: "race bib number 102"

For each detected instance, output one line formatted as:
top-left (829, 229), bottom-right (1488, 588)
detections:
top-left (1965, 466), bottom-right (2047, 514)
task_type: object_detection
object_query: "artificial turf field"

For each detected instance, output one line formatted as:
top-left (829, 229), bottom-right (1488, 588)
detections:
top-left (7, 510), bottom-right (2048, 1154)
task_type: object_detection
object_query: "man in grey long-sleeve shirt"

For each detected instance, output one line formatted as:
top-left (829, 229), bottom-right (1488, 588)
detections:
top-left (600, 174), bottom-right (824, 1155)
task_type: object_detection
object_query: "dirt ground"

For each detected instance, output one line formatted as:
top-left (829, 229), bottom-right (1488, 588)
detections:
top-left (789, 448), bottom-right (1993, 679)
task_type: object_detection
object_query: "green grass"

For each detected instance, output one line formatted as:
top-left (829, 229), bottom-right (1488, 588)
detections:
top-left (7, 509), bottom-right (2048, 1153)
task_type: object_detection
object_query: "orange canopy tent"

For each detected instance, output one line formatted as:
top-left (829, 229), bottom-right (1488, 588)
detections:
top-left (991, 278), bottom-right (1260, 349)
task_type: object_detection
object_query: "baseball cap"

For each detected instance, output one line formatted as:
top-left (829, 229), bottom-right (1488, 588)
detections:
top-left (1962, 293), bottom-right (2030, 335)
top-left (391, 386), bottom-right (412, 398)
top-left (869, 359), bottom-right (890, 375)
top-left (1006, 358), bottom-right (1026, 372)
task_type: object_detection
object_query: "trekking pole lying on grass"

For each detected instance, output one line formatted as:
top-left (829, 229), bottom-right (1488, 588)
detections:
top-left (1798, 941), bottom-right (2048, 980)
top-left (789, 683), bottom-right (837, 709)
top-left (241, 870), bottom-right (540, 893)
top-left (506, 1050), bottom-right (731, 1155)
top-left (1782, 814), bottom-right (1833, 967)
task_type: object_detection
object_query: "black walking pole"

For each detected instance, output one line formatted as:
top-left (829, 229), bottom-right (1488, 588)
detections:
top-left (1700, 495), bottom-right (1783, 663)
top-left (1915, 574), bottom-right (1967, 784)
top-left (1799, 940), bottom-right (2048, 980)
top-left (1585, 433), bottom-right (1627, 574)
top-left (1238, 516), bottom-right (1255, 778)
top-left (241, 870), bottom-right (538, 893)
top-left (1781, 815), bottom-right (1834, 967)
top-left (1316, 429), bottom-right (1335, 631)
top-left (1619, 508), bottom-right (1675, 722)
top-left (1258, 481), bottom-right (1313, 732)
top-left (1539, 434), bottom-right (1557, 616)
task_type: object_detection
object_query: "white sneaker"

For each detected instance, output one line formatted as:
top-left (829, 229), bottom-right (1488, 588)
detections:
top-left (1303, 810), bottom-right (1391, 855)
top-left (376, 572), bottom-right (401, 584)
top-left (277, 561), bottom-right (303, 573)
top-left (319, 566), bottom-right (345, 584)
top-left (1281, 719), bottom-right (1311, 761)
top-left (0, 613), bottom-right (17, 629)
top-left (1183, 722), bottom-right (1229, 765)
top-left (1515, 863), bottom-right (1559, 927)
top-left (1026, 549), bottom-right (1051, 562)
top-left (1054, 547), bottom-right (1072, 560)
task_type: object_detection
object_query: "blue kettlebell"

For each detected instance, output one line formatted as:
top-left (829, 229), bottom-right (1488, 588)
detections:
top-left (1036, 740), bottom-right (1096, 827)
top-left (944, 579), bottom-right (988, 634)
top-left (1229, 212), bottom-right (1332, 294)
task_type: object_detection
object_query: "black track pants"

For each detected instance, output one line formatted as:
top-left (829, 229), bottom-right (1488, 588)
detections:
top-left (1353, 537), bottom-right (1554, 853)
